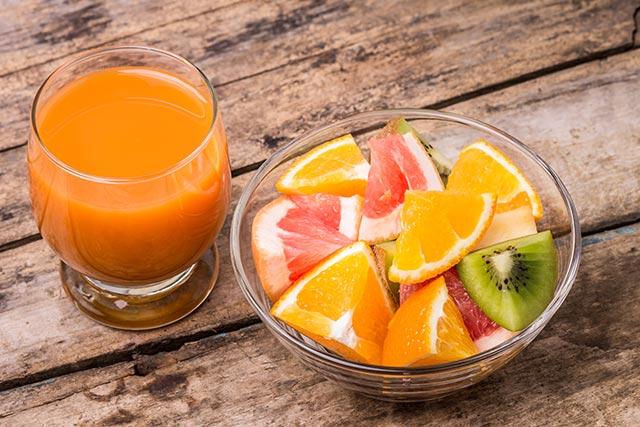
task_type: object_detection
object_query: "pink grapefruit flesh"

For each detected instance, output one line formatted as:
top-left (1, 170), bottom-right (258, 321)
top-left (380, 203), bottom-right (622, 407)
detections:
top-left (251, 193), bottom-right (363, 301)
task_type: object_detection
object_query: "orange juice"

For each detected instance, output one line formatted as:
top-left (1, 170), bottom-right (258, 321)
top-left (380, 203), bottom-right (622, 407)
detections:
top-left (28, 66), bottom-right (231, 283)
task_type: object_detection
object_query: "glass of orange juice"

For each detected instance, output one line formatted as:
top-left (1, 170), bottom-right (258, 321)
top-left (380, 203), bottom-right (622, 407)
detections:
top-left (28, 46), bottom-right (231, 329)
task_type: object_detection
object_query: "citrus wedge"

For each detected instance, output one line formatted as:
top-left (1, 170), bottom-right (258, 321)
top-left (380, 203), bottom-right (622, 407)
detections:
top-left (447, 139), bottom-right (543, 220)
top-left (276, 134), bottom-right (370, 197)
top-left (359, 133), bottom-right (444, 244)
top-left (271, 241), bottom-right (397, 365)
top-left (378, 117), bottom-right (454, 183)
top-left (382, 276), bottom-right (477, 367)
top-left (389, 190), bottom-right (496, 284)
top-left (252, 193), bottom-right (363, 301)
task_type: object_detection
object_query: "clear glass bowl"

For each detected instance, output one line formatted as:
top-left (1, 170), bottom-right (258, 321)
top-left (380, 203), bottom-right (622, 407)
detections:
top-left (231, 109), bottom-right (581, 402)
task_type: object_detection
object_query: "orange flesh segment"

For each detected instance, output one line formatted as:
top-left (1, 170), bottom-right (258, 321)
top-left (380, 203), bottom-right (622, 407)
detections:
top-left (389, 190), bottom-right (496, 284)
top-left (276, 134), bottom-right (370, 197)
top-left (382, 276), bottom-right (477, 367)
top-left (271, 241), bottom-right (396, 365)
top-left (447, 139), bottom-right (543, 220)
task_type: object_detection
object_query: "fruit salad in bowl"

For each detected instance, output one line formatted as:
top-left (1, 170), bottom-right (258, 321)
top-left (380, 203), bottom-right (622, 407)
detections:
top-left (231, 109), bottom-right (580, 401)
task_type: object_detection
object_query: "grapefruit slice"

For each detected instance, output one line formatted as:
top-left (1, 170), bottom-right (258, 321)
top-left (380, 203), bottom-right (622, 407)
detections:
top-left (271, 241), bottom-right (396, 365)
top-left (398, 269), bottom-right (516, 352)
top-left (378, 117), bottom-right (454, 184)
top-left (251, 193), bottom-right (363, 301)
top-left (358, 133), bottom-right (444, 244)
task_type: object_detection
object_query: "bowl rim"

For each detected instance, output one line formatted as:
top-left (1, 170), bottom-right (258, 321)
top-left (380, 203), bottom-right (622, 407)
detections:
top-left (231, 108), bottom-right (581, 375)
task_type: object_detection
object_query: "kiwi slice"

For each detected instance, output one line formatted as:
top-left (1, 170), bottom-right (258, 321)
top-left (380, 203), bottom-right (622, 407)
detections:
top-left (456, 231), bottom-right (557, 331)
top-left (378, 118), bottom-right (453, 184)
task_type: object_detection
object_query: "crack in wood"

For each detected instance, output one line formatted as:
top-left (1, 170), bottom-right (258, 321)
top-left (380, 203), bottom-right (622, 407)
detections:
top-left (424, 45), bottom-right (636, 112)
top-left (0, 233), bottom-right (42, 254)
top-left (581, 218), bottom-right (639, 247)
top-left (0, 142), bottom-right (26, 155)
top-left (0, 316), bottom-right (260, 393)
top-left (231, 160), bottom-right (265, 178)
top-left (633, 6), bottom-right (640, 47)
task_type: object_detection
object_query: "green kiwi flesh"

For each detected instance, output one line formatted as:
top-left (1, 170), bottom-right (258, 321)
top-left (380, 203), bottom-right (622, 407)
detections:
top-left (378, 118), bottom-right (453, 184)
top-left (456, 231), bottom-right (557, 331)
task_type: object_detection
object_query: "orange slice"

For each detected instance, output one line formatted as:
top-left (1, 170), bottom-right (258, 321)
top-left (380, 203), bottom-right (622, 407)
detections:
top-left (382, 276), bottom-right (477, 367)
top-left (252, 193), bottom-right (363, 301)
top-left (446, 139), bottom-right (543, 220)
top-left (276, 134), bottom-right (370, 197)
top-left (389, 190), bottom-right (496, 284)
top-left (271, 241), bottom-right (396, 365)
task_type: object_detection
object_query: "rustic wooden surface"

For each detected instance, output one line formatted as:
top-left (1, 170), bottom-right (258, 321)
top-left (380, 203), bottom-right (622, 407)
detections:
top-left (1, 0), bottom-right (639, 425)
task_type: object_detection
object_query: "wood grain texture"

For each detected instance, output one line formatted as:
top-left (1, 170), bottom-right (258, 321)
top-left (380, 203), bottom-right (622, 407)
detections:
top-left (0, 0), bottom-right (635, 153)
top-left (0, 0), bottom-right (238, 76)
top-left (2, 48), bottom-right (639, 248)
top-left (1, 223), bottom-right (638, 426)
top-left (1, 1), bottom-right (639, 424)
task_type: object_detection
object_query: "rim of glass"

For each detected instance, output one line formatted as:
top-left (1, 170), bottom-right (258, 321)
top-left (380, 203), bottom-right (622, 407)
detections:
top-left (231, 108), bottom-right (582, 375)
top-left (29, 45), bottom-right (219, 184)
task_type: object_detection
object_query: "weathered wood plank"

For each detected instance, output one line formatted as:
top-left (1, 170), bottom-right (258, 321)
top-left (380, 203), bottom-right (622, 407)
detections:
top-left (1, 223), bottom-right (638, 426)
top-left (0, 173), bottom-right (257, 387)
top-left (2, 48), bottom-right (639, 248)
top-left (0, 0), bottom-right (238, 76)
top-left (0, 147), bottom-right (35, 248)
top-left (0, 0), bottom-right (635, 153)
top-left (0, 0), bottom-right (352, 152)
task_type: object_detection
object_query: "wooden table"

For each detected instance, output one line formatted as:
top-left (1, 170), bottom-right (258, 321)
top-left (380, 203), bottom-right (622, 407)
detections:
top-left (1, 1), bottom-right (639, 425)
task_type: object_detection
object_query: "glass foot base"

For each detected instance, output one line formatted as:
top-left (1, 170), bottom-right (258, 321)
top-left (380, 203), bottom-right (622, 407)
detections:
top-left (61, 245), bottom-right (219, 330)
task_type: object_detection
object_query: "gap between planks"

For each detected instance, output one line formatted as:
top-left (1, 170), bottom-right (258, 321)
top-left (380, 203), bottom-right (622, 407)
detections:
top-left (633, 6), bottom-right (640, 48)
top-left (0, 316), bottom-right (260, 393)
top-left (0, 219), bottom-right (638, 395)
